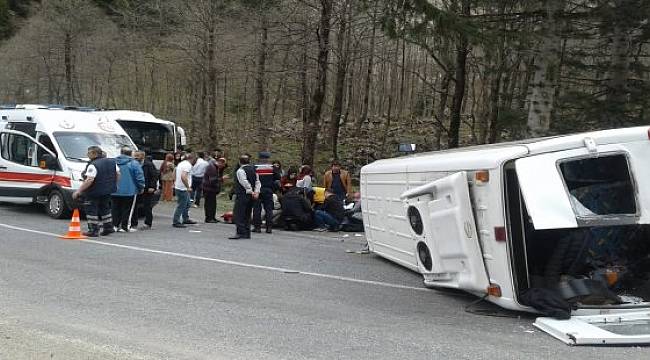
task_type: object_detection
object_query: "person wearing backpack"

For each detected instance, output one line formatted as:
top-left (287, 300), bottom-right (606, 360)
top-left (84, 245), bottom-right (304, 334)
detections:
top-left (132, 151), bottom-right (158, 230)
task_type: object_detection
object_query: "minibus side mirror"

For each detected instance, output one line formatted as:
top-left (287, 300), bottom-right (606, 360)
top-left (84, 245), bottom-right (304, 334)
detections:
top-left (39, 153), bottom-right (58, 170)
top-left (398, 143), bottom-right (416, 153)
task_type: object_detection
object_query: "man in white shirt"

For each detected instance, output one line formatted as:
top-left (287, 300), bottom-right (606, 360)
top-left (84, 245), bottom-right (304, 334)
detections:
top-left (190, 152), bottom-right (209, 208)
top-left (173, 152), bottom-right (197, 228)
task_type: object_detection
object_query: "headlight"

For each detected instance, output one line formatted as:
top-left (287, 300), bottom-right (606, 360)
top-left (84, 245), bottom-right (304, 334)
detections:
top-left (70, 170), bottom-right (84, 181)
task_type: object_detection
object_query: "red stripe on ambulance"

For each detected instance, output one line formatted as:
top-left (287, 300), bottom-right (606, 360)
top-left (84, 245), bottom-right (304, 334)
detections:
top-left (0, 172), bottom-right (71, 187)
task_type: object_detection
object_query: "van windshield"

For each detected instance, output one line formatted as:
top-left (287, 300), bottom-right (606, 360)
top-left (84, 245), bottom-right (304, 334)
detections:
top-left (53, 132), bottom-right (134, 160)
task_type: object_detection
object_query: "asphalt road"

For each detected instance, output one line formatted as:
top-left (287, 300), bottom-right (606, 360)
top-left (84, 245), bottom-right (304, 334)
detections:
top-left (0, 202), bottom-right (648, 359)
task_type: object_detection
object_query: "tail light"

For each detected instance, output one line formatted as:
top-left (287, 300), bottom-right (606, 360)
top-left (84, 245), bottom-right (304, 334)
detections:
top-left (487, 284), bottom-right (502, 297)
top-left (475, 170), bottom-right (489, 183)
top-left (494, 226), bottom-right (506, 242)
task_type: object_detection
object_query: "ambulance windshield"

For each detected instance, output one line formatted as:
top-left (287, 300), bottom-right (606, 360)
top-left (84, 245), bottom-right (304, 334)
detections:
top-left (54, 132), bottom-right (135, 160)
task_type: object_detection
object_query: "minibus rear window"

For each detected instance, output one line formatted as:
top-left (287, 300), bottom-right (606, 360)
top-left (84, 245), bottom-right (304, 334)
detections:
top-left (559, 154), bottom-right (636, 216)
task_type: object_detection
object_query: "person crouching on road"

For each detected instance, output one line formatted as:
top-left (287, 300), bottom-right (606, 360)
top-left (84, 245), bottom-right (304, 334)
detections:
top-left (313, 189), bottom-right (345, 232)
top-left (229, 154), bottom-right (260, 239)
top-left (73, 146), bottom-right (119, 237)
top-left (281, 185), bottom-right (315, 231)
top-left (173, 152), bottom-right (198, 228)
top-left (252, 151), bottom-right (281, 234)
top-left (203, 157), bottom-right (227, 223)
top-left (112, 146), bottom-right (145, 232)
top-left (132, 151), bottom-right (158, 230)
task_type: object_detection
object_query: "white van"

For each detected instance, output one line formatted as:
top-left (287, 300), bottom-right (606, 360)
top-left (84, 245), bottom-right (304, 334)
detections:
top-left (0, 106), bottom-right (136, 218)
top-left (361, 126), bottom-right (650, 345)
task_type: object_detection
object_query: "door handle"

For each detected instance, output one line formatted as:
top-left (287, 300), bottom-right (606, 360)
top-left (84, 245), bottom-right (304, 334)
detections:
top-left (0, 166), bottom-right (7, 170)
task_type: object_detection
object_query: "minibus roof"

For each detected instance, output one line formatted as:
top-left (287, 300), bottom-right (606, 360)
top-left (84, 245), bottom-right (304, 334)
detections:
top-left (362, 126), bottom-right (650, 174)
top-left (94, 110), bottom-right (174, 127)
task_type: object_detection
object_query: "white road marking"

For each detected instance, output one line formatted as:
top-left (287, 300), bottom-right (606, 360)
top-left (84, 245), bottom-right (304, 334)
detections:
top-left (0, 222), bottom-right (430, 293)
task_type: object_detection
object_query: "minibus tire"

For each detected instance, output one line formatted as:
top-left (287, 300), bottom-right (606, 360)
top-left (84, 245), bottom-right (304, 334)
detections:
top-left (417, 242), bottom-right (433, 271)
top-left (46, 190), bottom-right (70, 219)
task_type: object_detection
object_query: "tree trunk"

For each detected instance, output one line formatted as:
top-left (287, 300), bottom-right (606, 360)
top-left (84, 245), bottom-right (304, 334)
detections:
top-left (447, 1), bottom-right (470, 149)
top-left (223, 73), bottom-right (227, 134)
top-left (487, 69), bottom-right (502, 144)
top-left (381, 38), bottom-right (400, 155)
top-left (199, 71), bottom-right (207, 143)
top-left (434, 74), bottom-right (450, 150)
top-left (328, 0), bottom-right (351, 160)
top-left (604, 23), bottom-right (632, 127)
top-left (256, 12), bottom-right (270, 151)
top-left (206, 10), bottom-right (218, 150)
top-left (301, 0), bottom-right (333, 166)
top-left (355, 2), bottom-right (378, 134)
top-left (526, 0), bottom-right (562, 137)
top-left (300, 40), bottom-right (309, 128)
top-left (64, 32), bottom-right (73, 104)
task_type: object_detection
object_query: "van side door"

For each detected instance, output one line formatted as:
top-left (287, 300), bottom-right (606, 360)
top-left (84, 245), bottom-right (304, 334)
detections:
top-left (401, 171), bottom-right (490, 292)
top-left (0, 130), bottom-right (58, 203)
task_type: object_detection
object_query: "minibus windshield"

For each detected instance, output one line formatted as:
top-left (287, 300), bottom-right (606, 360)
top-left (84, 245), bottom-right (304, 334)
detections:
top-left (116, 121), bottom-right (174, 160)
top-left (54, 132), bottom-right (135, 160)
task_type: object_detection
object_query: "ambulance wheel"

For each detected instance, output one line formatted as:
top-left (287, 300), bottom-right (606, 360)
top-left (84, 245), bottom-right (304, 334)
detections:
top-left (46, 190), bottom-right (69, 219)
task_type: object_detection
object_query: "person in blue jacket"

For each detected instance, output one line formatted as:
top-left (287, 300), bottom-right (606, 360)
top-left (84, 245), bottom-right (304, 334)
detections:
top-left (111, 146), bottom-right (145, 232)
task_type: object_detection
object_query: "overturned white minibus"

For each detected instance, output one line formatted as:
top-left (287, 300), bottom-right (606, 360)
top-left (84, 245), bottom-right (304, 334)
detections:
top-left (361, 126), bottom-right (650, 345)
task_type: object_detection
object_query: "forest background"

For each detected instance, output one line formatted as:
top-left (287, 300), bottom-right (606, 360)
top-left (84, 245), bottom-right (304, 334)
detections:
top-left (1, 0), bottom-right (649, 177)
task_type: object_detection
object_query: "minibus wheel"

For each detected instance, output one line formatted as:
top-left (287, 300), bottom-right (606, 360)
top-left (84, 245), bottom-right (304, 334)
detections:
top-left (417, 242), bottom-right (432, 271)
top-left (46, 190), bottom-right (69, 219)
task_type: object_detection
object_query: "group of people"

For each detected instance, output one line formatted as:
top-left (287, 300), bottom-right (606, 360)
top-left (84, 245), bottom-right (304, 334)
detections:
top-left (72, 146), bottom-right (159, 237)
top-left (73, 145), bottom-right (363, 240)
top-left (227, 153), bottom-right (362, 239)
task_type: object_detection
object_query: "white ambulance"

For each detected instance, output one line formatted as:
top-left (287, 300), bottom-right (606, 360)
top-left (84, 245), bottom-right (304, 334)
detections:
top-left (361, 126), bottom-right (650, 345)
top-left (0, 105), bottom-right (136, 218)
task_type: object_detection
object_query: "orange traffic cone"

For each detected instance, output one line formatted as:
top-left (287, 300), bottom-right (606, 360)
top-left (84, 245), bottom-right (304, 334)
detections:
top-left (60, 209), bottom-right (87, 240)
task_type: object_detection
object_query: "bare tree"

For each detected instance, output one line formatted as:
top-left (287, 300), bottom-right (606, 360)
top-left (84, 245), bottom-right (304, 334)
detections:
top-left (41, 0), bottom-right (98, 105)
top-left (328, 0), bottom-right (352, 159)
top-left (301, 0), bottom-right (333, 166)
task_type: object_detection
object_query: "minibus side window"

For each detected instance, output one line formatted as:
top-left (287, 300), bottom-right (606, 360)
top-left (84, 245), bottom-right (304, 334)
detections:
top-left (559, 154), bottom-right (636, 216)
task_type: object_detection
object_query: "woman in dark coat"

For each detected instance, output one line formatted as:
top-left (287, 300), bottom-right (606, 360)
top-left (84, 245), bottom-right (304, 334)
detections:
top-left (202, 158), bottom-right (227, 223)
